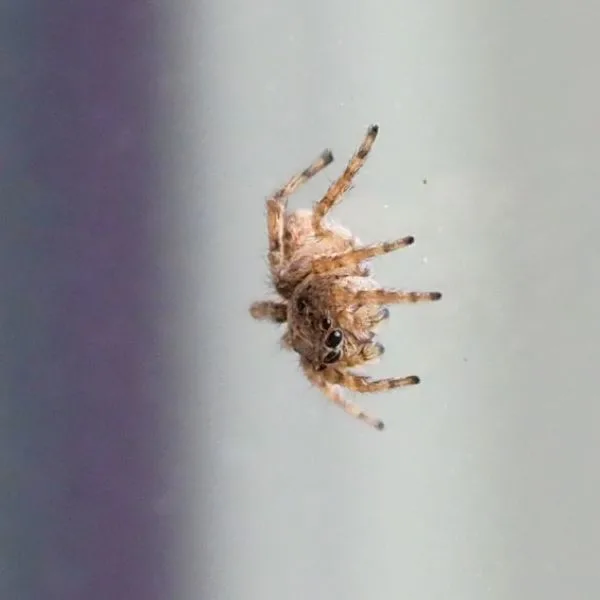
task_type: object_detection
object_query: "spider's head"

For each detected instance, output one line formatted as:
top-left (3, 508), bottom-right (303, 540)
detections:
top-left (287, 305), bottom-right (349, 370)
top-left (286, 276), bottom-right (384, 370)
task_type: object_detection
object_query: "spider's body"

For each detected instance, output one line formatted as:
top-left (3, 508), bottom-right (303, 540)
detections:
top-left (250, 125), bottom-right (442, 430)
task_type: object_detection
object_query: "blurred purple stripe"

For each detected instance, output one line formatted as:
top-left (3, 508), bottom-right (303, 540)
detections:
top-left (1, 2), bottom-right (174, 599)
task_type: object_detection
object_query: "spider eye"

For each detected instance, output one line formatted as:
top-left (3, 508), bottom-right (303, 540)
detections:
top-left (320, 317), bottom-right (332, 330)
top-left (323, 349), bottom-right (341, 364)
top-left (296, 298), bottom-right (307, 313)
top-left (324, 329), bottom-right (343, 348)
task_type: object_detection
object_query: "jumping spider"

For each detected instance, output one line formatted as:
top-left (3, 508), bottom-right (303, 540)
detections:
top-left (250, 124), bottom-right (442, 430)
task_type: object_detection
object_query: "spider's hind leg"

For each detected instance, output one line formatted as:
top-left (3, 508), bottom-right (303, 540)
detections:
top-left (267, 150), bottom-right (333, 271)
top-left (313, 124), bottom-right (379, 235)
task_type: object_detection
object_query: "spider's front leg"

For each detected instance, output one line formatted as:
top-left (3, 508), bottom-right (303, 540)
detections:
top-left (301, 358), bottom-right (385, 430)
top-left (327, 370), bottom-right (420, 393)
top-left (267, 149), bottom-right (333, 271)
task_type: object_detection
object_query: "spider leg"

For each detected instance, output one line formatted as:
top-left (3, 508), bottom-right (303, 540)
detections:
top-left (349, 288), bottom-right (442, 305)
top-left (313, 124), bottom-right (379, 234)
top-left (311, 236), bottom-right (414, 274)
top-left (301, 358), bottom-right (384, 430)
top-left (267, 150), bottom-right (333, 271)
top-left (249, 300), bottom-right (287, 323)
top-left (327, 370), bottom-right (420, 393)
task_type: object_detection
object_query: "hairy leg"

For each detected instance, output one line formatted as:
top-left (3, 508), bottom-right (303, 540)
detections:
top-left (267, 150), bottom-right (333, 271)
top-left (312, 124), bottom-right (379, 234)
top-left (311, 236), bottom-right (414, 274)
top-left (301, 358), bottom-right (384, 430)
top-left (327, 370), bottom-right (420, 393)
top-left (249, 300), bottom-right (287, 323)
top-left (351, 289), bottom-right (442, 305)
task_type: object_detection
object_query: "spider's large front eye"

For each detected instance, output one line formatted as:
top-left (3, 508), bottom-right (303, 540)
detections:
top-left (324, 329), bottom-right (343, 348)
top-left (323, 349), bottom-right (341, 364)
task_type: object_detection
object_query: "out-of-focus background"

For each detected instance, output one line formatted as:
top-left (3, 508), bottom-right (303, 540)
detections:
top-left (1, 1), bottom-right (599, 599)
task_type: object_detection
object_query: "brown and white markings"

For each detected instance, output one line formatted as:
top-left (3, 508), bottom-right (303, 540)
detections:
top-left (250, 124), bottom-right (442, 430)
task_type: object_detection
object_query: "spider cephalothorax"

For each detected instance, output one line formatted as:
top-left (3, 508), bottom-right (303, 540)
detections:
top-left (250, 124), bottom-right (442, 430)
top-left (285, 274), bottom-right (387, 369)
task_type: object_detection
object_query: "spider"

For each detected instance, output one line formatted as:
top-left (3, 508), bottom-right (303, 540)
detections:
top-left (250, 124), bottom-right (442, 430)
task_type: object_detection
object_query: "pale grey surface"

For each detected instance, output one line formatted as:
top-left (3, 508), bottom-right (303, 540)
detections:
top-left (168, 1), bottom-right (600, 599)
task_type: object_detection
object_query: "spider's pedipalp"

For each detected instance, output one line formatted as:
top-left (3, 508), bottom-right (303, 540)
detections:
top-left (343, 341), bottom-right (386, 367)
top-left (375, 307), bottom-right (390, 323)
top-left (313, 124), bottom-right (380, 233)
top-left (312, 236), bottom-right (414, 274)
top-left (360, 341), bottom-right (385, 363)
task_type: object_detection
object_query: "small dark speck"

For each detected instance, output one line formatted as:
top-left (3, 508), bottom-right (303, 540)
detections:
top-left (463, 357), bottom-right (468, 362)
top-left (422, 178), bottom-right (428, 184)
